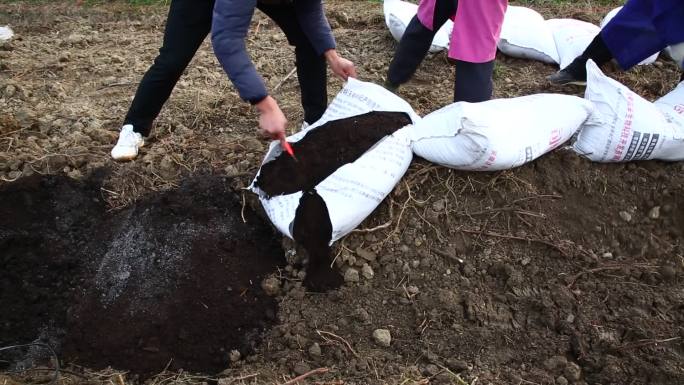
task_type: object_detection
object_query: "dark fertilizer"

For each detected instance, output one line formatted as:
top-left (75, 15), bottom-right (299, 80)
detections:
top-left (255, 111), bottom-right (411, 196)
top-left (0, 174), bottom-right (285, 377)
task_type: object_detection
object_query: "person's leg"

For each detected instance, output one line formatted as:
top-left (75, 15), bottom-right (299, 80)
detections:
top-left (258, 3), bottom-right (327, 125)
top-left (547, 33), bottom-right (613, 86)
top-left (123, 0), bottom-right (215, 136)
top-left (386, 0), bottom-right (458, 89)
top-left (453, 59), bottom-right (495, 103)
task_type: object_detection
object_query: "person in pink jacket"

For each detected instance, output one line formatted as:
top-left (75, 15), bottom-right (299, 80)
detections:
top-left (386, 0), bottom-right (507, 102)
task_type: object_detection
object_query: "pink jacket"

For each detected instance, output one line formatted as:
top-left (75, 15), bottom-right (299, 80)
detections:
top-left (417, 0), bottom-right (507, 62)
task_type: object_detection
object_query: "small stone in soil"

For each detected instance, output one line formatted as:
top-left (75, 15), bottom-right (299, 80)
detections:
top-left (432, 199), bottom-right (446, 212)
top-left (564, 362), bottom-right (582, 382)
top-left (648, 206), bottom-right (661, 219)
top-left (361, 264), bottom-right (374, 279)
top-left (424, 364), bottom-right (440, 376)
top-left (372, 329), bottom-right (391, 347)
top-left (344, 268), bottom-right (360, 283)
top-left (446, 358), bottom-right (469, 372)
top-left (619, 211), bottom-right (632, 222)
top-left (308, 343), bottom-right (322, 357)
top-left (356, 247), bottom-right (377, 262)
top-left (544, 355), bottom-right (568, 373)
top-left (293, 362), bottom-right (311, 376)
top-left (261, 277), bottom-right (281, 296)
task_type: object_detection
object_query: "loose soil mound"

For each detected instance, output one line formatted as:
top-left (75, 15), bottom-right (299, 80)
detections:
top-left (0, 174), bottom-right (285, 376)
top-left (255, 111), bottom-right (411, 196)
top-left (0, 175), bottom-right (106, 370)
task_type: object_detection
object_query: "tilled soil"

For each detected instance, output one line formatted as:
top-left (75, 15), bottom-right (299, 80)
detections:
top-left (1, 1), bottom-right (683, 385)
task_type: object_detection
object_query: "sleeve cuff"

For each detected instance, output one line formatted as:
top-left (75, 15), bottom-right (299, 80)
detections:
top-left (248, 94), bottom-right (268, 105)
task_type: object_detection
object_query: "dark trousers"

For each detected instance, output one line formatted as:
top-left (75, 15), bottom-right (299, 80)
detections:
top-left (258, 2), bottom-right (328, 125)
top-left (563, 33), bottom-right (614, 79)
top-left (124, 0), bottom-right (327, 136)
top-left (387, 0), bottom-right (495, 103)
top-left (124, 0), bottom-right (214, 136)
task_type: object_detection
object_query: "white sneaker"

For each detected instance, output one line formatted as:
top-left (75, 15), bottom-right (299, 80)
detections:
top-left (111, 124), bottom-right (144, 161)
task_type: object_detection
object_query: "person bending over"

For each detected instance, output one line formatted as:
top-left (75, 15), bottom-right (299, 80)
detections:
top-left (112, 0), bottom-right (356, 161)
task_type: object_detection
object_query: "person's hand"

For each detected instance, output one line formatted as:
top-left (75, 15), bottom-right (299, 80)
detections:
top-left (255, 96), bottom-right (287, 140)
top-left (324, 49), bottom-right (357, 81)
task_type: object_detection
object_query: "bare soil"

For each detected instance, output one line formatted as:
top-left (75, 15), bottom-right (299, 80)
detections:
top-left (1, 1), bottom-right (683, 385)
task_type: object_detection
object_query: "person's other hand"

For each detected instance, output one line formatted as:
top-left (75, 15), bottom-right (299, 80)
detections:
top-left (256, 96), bottom-right (287, 140)
top-left (325, 49), bottom-right (357, 81)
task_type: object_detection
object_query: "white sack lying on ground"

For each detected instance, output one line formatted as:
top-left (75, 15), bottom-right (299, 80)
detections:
top-left (251, 78), bottom-right (419, 242)
top-left (654, 80), bottom-right (684, 117)
top-left (0, 26), bottom-right (13, 42)
top-left (497, 6), bottom-right (559, 64)
top-left (664, 42), bottom-right (684, 69)
top-left (383, 0), bottom-right (452, 53)
top-left (409, 94), bottom-right (595, 171)
top-left (574, 60), bottom-right (684, 162)
top-left (547, 18), bottom-right (600, 69)
top-left (600, 7), bottom-right (658, 65)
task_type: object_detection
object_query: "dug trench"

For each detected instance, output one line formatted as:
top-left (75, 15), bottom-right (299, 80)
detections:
top-left (255, 111), bottom-right (412, 292)
top-left (0, 174), bottom-right (286, 377)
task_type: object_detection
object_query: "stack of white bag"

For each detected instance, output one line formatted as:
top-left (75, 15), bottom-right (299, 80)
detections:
top-left (383, 0), bottom-right (452, 53)
top-left (497, 5), bottom-right (600, 67)
top-left (574, 60), bottom-right (684, 162)
top-left (251, 79), bottom-right (419, 242)
top-left (497, 6), bottom-right (559, 64)
top-left (0, 26), bottom-right (13, 42)
top-left (498, 6), bottom-right (660, 68)
top-left (409, 94), bottom-right (596, 171)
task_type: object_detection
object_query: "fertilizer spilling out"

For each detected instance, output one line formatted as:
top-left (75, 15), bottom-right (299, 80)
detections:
top-left (0, 174), bottom-right (285, 377)
top-left (254, 111), bottom-right (412, 291)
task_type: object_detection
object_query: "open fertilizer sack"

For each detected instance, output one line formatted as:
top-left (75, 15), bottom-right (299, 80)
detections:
top-left (409, 94), bottom-right (595, 171)
top-left (0, 26), bottom-right (13, 42)
top-left (251, 78), bottom-right (419, 290)
top-left (600, 7), bottom-right (658, 65)
top-left (497, 6), bottom-right (559, 64)
top-left (547, 18), bottom-right (601, 69)
top-left (383, 0), bottom-right (452, 53)
top-left (574, 60), bottom-right (684, 162)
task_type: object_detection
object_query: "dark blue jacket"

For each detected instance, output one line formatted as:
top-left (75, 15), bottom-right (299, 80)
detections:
top-left (212, 0), bottom-right (336, 104)
top-left (601, 0), bottom-right (684, 69)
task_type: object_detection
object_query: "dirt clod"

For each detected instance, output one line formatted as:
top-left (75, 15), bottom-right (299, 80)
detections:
top-left (372, 329), bottom-right (391, 347)
top-left (308, 343), bottom-right (322, 357)
top-left (564, 362), bottom-right (582, 382)
top-left (344, 268), bottom-right (360, 283)
top-left (261, 277), bottom-right (282, 297)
